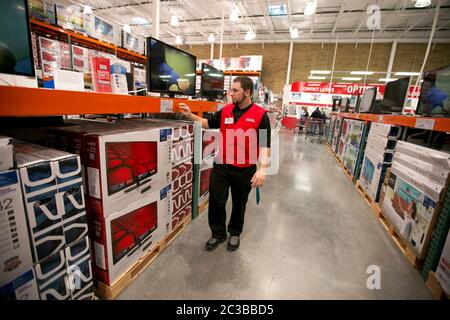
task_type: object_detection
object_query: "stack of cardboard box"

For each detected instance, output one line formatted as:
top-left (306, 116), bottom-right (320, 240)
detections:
top-left (359, 123), bottom-right (401, 202)
top-left (381, 141), bottom-right (450, 259)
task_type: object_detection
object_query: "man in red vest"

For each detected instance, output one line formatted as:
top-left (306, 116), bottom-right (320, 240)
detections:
top-left (179, 77), bottom-right (271, 251)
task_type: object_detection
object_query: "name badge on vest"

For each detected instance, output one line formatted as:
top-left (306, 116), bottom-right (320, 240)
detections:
top-left (224, 117), bottom-right (234, 125)
top-left (246, 118), bottom-right (256, 123)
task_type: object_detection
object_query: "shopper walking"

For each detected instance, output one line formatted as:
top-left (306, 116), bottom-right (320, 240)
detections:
top-left (179, 77), bottom-right (271, 252)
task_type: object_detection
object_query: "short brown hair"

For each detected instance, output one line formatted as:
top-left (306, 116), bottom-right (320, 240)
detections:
top-left (233, 76), bottom-right (254, 97)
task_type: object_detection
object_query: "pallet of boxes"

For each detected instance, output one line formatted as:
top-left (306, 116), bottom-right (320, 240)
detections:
top-left (376, 140), bottom-right (450, 269)
top-left (0, 137), bottom-right (94, 300)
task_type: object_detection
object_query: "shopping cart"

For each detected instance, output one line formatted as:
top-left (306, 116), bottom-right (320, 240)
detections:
top-left (304, 118), bottom-right (325, 142)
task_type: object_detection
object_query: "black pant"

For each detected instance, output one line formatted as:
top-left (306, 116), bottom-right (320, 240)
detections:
top-left (208, 164), bottom-right (256, 238)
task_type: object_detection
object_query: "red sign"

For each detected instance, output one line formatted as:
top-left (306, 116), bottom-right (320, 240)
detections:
top-left (291, 81), bottom-right (386, 95)
top-left (91, 56), bottom-right (112, 93)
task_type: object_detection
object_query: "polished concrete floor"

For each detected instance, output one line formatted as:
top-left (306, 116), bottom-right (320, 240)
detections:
top-left (118, 130), bottom-right (433, 300)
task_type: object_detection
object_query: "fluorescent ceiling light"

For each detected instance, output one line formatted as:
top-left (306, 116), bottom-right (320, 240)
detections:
top-left (131, 17), bottom-right (150, 25)
top-left (311, 70), bottom-right (331, 74)
top-left (308, 76), bottom-right (326, 80)
top-left (394, 72), bottom-right (421, 76)
top-left (83, 5), bottom-right (92, 15)
top-left (170, 15), bottom-right (179, 27)
top-left (175, 35), bottom-right (183, 44)
top-left (415, 0), bottom-right (431, 8)
top-left (290, 28), bottom-right (299, 39)
top-left (350, 71), bottom-right (374, 75)
top-left (230, 8), bottom-right (240, 21)
top-left (378, 78), bottom-right (398, 82)
top-left (304, 1), bottom-right (317, 16)
top-left (123, 24), bottom-right (131, 33)
top-left (342, 77), bottom-right (362, 81)
top-left (244, 30), bottom-right (256, 41)
top-left (208, 33), bottom-right (215, 43)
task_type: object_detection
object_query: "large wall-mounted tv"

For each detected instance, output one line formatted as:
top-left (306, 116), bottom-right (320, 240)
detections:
top-left (146, 37), bottom-right (196, 96)
top-left (201, 63), bottom-right (224, 100)
top-left (0, 0), bottom-right (35, 77)
top-left (111, 201), bottom-right (158, 265)
top-left (106, 141), bottom-right (158, 195)
top-left (416, 65), bottom-right (450, 116)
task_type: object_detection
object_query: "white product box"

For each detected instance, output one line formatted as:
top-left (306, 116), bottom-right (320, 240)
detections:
top-left (39, 270), bottom-right (71, 300)
top-left (359, 151), bottom-right (389, 202)
top-left (0, 136), bottom-right (14, 171)
top-left (0, 170), bottom-right (34, 287)
top-left (436, 231), bottom-right (450, 295)
top-left (90, 185), bottom-right (172, 285)
top-left (15, 142), bottom-right (85, 262)
top-left (369, 122), bottom-right (402, 139)
top-left (382, 162), bottom-right (444, 258)
top-left (364, 141), bottom-right (395, 164)
top-left (65, 237), bottom-right (93, 299)
top-left (395, 141), bottom-right (450, 170)
top-left (393, 152), bottom-right (449, 186)
top-left (0, 269), bottom-right (39, 300)
top-left (366, 133), bottom-right (398, 151)
top-left (84, 127), bottom-right (172, 218)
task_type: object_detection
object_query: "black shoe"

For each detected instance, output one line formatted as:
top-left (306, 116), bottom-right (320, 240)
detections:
top-left (205, 237), bottom-right (226, 251)
top-left (227, 236), bottom-right (240, 251)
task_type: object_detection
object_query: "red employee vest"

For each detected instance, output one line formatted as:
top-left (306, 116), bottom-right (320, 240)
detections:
top-left (219, 103), bottom-right (267, 168)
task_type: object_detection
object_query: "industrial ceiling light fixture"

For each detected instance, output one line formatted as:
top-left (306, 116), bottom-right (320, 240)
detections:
top-left (244, 30), bottom-right (256, 41)
top-left (311, 70), bottom-right (331, 74)
top-left (350, 71), bottom-right (374, 75)
top-left (378, 78), bottom-right (398, 82)
top-left (304, 1), bottom-right (317, 16)
top-left (394, 72), bottom-right (421, 76)
top-left (175, 35), bottom-right (183, 44)
top-left (170, 15), bottom-right (179, 27)
top-left (415, 0), bottom-right (431, 8)
top-left (308, 76), bottom-right (326, 80)
top-left (208, 33), bottom-right (216, 43)
top-left (83, 5), bottom-right (92, 15)
top-left (123, 24), bottom-right (131, 33)
top-left (342, 77), bottom-right (362, 81)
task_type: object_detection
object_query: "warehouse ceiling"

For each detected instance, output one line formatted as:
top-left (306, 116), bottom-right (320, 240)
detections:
top-left (72, 0), bottom-right (450, 44)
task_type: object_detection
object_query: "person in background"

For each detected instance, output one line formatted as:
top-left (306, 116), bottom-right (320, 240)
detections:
top-left (178, 77), bottom-right (271, 252)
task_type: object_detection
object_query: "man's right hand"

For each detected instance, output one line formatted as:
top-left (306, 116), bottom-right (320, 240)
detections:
top-left (178, 103), bottom-right (192, 118)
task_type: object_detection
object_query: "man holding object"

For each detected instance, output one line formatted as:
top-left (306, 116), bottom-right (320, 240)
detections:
top-left (179, 77), bottom-right (271, 252)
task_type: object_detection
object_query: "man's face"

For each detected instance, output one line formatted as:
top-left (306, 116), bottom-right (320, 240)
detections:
top-left (230, 82), bottom-right (248, 104)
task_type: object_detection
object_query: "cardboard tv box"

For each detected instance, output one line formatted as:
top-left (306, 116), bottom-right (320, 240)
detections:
top-left (369, 122), bottom-right (402, 139)
top-left (172, 161), bottom-right (193, 229)
top-left (65, 237), bottom-right (93, 299)
top-left (0, 269), bottom-right (40, 300)
top-left (15, 142), bottom-right (84, 263)
top-left (84, 126), bottom-right (172, 218)
top-left (359, 149), bottom-right (390, 202)
top-left (366, 133), bottom-right (398, 151)
top-left (347, 120), bottom-right (365, 148)
top-left (436, 230), bottom-right (450, 295)
top-left (90, 185), bottom-right (172, 286)
top-left (0, 135), bottom-right (14, 171)
top-left (381, 161), bottom-right (445, 258)
top-left (0, 171), bottom-right (34, 287)
top-left (395, 141), bottom-right (450, 170)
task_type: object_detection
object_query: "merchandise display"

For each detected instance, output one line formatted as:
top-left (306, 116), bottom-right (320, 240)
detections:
top-left (0, 170), bottom-right (34, 287)
top-left (0, 269), bottom-right (39, 300)
top-left (29, 0), bottom-right (56, 24)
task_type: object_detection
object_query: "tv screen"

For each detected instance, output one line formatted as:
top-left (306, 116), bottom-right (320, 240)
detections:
top-left (106, 141), bottom-right (158, 195)
top-left (146, 37), bottom-right (196, 96)
top-left (382, 77), bottom-right (410, 113)
top-left (111, 201), bottom-right (158, 265)
top-left (201, 63), bottom-right (224, 100)
top-left (416, 65), bottom-right (450, 116)
top-left (0, 0), bottom-right (35, 76)
top-left (359, 87), bottom-right (377, 113)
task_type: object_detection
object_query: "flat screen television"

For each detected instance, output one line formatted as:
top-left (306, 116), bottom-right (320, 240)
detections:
top-left (0, 0), bottom-right (35, 76)
top-left (106, 141), bottom-right (158, 195)
top-left (146, 37), bottom-right (196, 96)
top-left (381, 77), bottom-right (410, 113)
top-left (111, 201), bottom-right (158, 265)
top-left (416, 65), bottom-right (450, 116)
top-left (359, 87), bottom-right (377, 113)
top-left (349, 95), bottom-right (359, 112)
top-left (341, 97), bottom-right (349, 111)
top-left (200, 63), bottom-right (224, 100)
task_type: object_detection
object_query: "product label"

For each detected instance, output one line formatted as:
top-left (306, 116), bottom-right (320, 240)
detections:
top-left (94, 241), bottom-right (106, 270)
top-left (415, 119), bottom-right (435, 131)
top-left (87, 167), bottom-right (101, 199)
top-left (160, 185), bottom-right (171, 200)
top-left (160, 100), bottom-right (174, 113)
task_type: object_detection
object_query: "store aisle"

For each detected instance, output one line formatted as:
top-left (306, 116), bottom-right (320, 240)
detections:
top-left (118, 129), bottom-right (433, 300)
